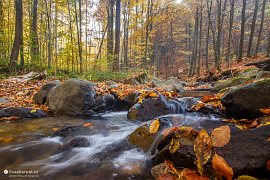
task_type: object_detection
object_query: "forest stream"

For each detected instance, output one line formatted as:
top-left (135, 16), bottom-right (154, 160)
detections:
top-left (0, 111), bottom-right (155, 180)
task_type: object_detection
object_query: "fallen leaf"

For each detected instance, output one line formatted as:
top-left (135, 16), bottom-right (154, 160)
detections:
top-left (169, 138), bottom-right (180, 154)
top-left (0, 116), bottom-right (21, 121)
top-left (157, 174), bottom-right (176, 180)
top-left (195, 160), bottom-right (204, 176)
top-left (52, 128), bottom-right (60, 131)
top-left (212, 153), bottom-right (233, 180)
top-left (236, 175), bottom-right (258, 180)
top-left (148, 91), bottom-right (158, 98)
top-left (260, 108), bottom-right (270, 115)
top-left (211, 125), bottom-right (231, 147)
top-left (30, 109), bottom-right (37, 113)
top-left (180, 168), bottom-right (210, 180)
top-left (0, 137), bottom-right (14, 143)
top-left (174, 126), bottom-right (193, 138)
top-left (83, 123), bottom-right (93, 127)
top-left (149, 119), bottom-right (160, 134)
top-left (165, 160), bottom-right (181, 177)
top-left (202, 95), bottom-right (219, 103)
top-left (194, 129), bottom-right (212, 165)
top-left (267, 160), bottom-right (270, 171)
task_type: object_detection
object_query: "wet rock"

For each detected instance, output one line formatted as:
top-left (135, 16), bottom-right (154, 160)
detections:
top-left (33, 80), bottom-right (60, 104)
top-left (0, 107), bottom-right (47, 118)
top-left (53, 126), bottom-right (91, 138)
top-left (127, 94), bottom-right (185, 121)
top-left (46, 79), bottom-right (96, 116)
top-left (130, 114), bottom-right (270, 177)
top-left (221, 79), bottom-right (270, 118)
top-left (256, 70), bottom-right (270, 79)
top-left (238, 68), bottom-right (259, 78)
top-left (63, 136), bottom-right (90, 150)
top-left (93, 93), bottom-right (118, 112)
top-left (124, 73), bottom-right (148, 85)
top-left (212, 77), bottom-right (252, 93)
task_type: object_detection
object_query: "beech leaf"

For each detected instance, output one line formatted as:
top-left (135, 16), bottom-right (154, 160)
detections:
top-left (149, 119), bottom-right (160, 134)
top-left (212, 153), bottom-right (233, 180)
top-left (211, 125), bottom-right (231, 147)
top-left (169, 138), bottom-right (180, 154)
top-left (194, 129), bottom-right (212, 165)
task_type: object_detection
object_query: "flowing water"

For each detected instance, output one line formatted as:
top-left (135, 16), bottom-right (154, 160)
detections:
top-left (0, 112), bottom-right (153, 180)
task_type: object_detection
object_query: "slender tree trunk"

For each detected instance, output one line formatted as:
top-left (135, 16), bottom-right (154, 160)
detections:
top-left (74, 0), bottom-right (83, 73)
top-left (45, 0), bottom-right (52, 69)
top-left (114, 0), bottom-right (121, 71)
top-left (238, 0), bottom-right (246, 62)
top-left (205, 1), bottom-right (212, 72)
top-left (255, 0), bottom-right (266, 57)
top-left (107, 0), bottom-right (114, 69)
top-left (197, 5), bottom-right (203, 76)
top-left (67, 0), bottom-right (74, 71)
top-left (189, 7), bottom-right (199, 76)
top-left (30, 0), bottom-right (39, 64)
top-left (267, 31), bottom-right (270, 57)
top-left (0, 0), bottom-right (4, 60)
top-left (10, 0), bottom-right (23, 73)
top-left (247, 0), bottom-right (259, 57)
top-left (226, 0), bottom-right (234, 65)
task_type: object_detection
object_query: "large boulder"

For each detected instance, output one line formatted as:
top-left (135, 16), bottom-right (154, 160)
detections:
top-left (46, 79), bottom-right (96, 116)
top-left (221, 79), bottom-right (270, 118)
top-left (238, 68), bottom-right (259, 78)
top-left (128, 115), bottom-right (270, 177)
top-left (127, 94), bottom-right (185, 121)
top-left (33, 80), bottom-right (60, 104)
top-left (0, 107), bottom-right (47, 119)
top-left (256, 70), bottom-right (270, 79)
top-left (211, 77), bottom-right (252, 93)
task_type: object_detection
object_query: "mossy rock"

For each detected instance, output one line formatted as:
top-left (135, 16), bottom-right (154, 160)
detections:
top-left (212, 77), bottom-right (252, 93)
top-left (238, 68), bottom-right (259, 78)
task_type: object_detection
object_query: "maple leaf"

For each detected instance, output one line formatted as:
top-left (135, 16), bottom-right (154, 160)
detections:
top-left (169, 138), bottom-right (181, 154)
top-left (212, 153), bottom-right (233, 180)
top-left (149, 119), bottom-right (160, 134)
top-left (194, 129), bottom-right (212, 166)
top-left (211, 125), bottom-right (231, 147)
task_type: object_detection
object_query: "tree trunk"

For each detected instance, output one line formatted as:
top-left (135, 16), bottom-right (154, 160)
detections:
top-left (267, 31), bottom-right (270, 57)
top-left (197, 5), bottom-right (203, 76)
top-left (107, 0), bottom-right (114, 68)
top-left (255, 0), bottom-right (266, 57)
top-left (0, 0), bottom-right (4, 60)
top-left (247, 0), bottom-right (259, 57)
top-left (67, 0), bottom-right (75, 71)
top-left (114, 0), bottom-right (121, 72)
top-left (74, 0), bottom-right (83, 74)
top-left (226, 0), bottom-right (234, 65)
top-left (10, 0), bottom-right (23, 73)
top-left (238, 0), bottom-right (246, 62)
top-left (205, 0), bottom-right (212, 72)
top-left (30, 0), bottom-right (39, 64)
top-left (45, 0), bottom-right (52, 69)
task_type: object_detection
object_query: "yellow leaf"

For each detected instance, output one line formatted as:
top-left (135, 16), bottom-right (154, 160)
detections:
top-left (211, 125), bottom-right (231, 147)
top-left (237, 175), bottom-right (258, 180)
top-left (194, 129), bottom-right (212, 166)
top-left (148, 91), bottom-right (158, 97)
top-left (169, 138), bottom-right (180, 154)
top-left (149, 119), bottom-right (160, 134)
top-left (52, 128), bottom-right (59, 131)
top-left (212, 153), bottom-right (233, 180)
top-left (30, 109), bottom-right (37, 113)
top-left (0, 137), bottom-right (13, 143)
top-left (174, 126), bottom-right (193, 138)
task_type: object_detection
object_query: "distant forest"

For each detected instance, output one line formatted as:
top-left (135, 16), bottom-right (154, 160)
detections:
top-left (0, 0), bottom-right (269, 77)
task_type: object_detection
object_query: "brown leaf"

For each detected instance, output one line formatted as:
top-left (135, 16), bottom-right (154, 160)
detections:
top-left (174, 126), bottom-right (193, 138)
top-left (267, 160), bottom-right (270, 171)
top-left (165, 160), bottom-right (181, 177)
top-left (83, 123), bottom-right (94, 127)
top-left (192, 102), bottom-right (205, 111)
top-left (212, 153), bottom-right (233, 180)
top-left (194, 129), bottom-right (212, 166)
top-left (0, 137), bottom-right (14, 143)
top-left (149, 119), bottom-right (160, 134)
top-left (260, 108), bottom-right (270, 115)
top-left (157, 174), bottom-right (176, 180)
top-left (180, 168), bottom-right (210, 180)
top-left (202, 95), bottom-right (219, 103)
top-left (211, 125), bottom-right (231, 147)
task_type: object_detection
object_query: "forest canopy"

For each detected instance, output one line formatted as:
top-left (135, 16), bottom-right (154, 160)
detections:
top-left (0, 0), bottom-right (269, 79)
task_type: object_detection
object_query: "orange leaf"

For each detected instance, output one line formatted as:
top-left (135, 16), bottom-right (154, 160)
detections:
top-left (83, 123), bottom-right (93, 127)
top-left (267, 160), bottom-right (270, 172)
top-left (157, 174), bottom-right (176, 180)
top-left (52, 128), bottom-right (60, 131)
top-left (0, 137), bottom-right (14, 143)
top-left (192, 102), bottom-right (205, 111)
top-left (211, 126), bottom-right (231, 147)
top-left (180, 168), bottom-right (210, 180)
top-left (212, 153), bottom-right (233, 180)
top-left (260, 108), bottom-right (270, 115)
top-left (202, 95), bottom-right (219, 103)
